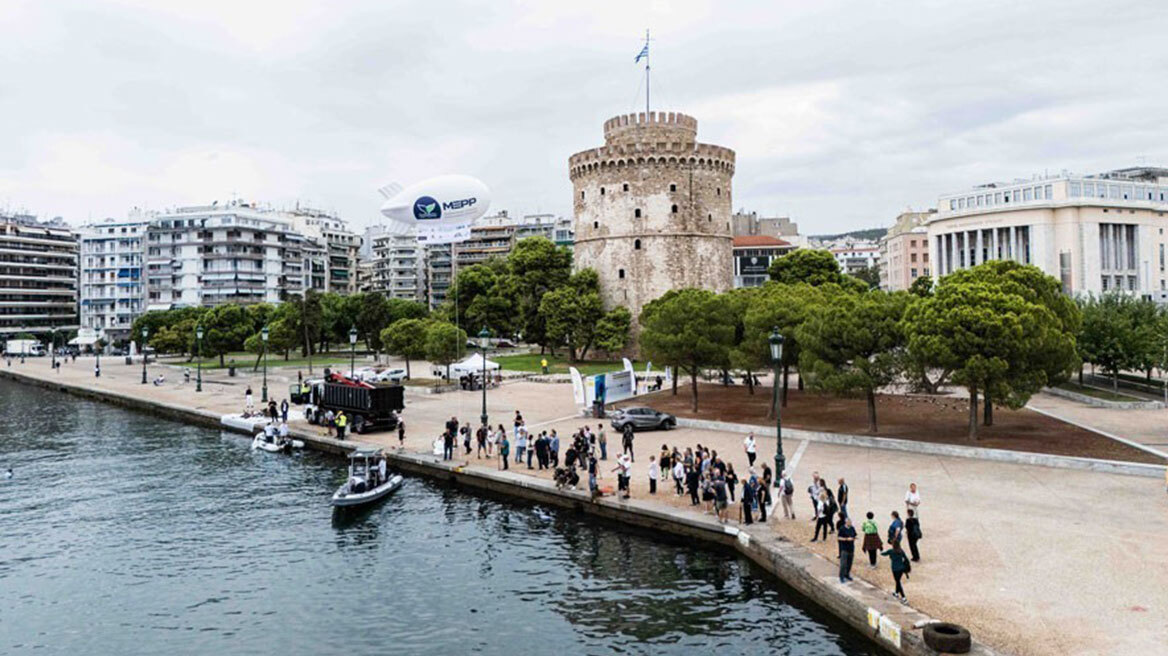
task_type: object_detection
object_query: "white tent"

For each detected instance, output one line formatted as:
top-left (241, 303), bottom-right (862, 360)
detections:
top-left (450, 353), bottom-right (500, 377)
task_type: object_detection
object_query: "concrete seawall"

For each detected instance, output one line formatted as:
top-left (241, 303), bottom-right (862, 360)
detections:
top-left (0, 368), bottom-right (1002, 656)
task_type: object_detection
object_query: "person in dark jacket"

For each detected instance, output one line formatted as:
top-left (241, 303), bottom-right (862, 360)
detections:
top-left (686, 466), bottom-right (701, 506)
top-left (881, 541), bottom-right (911, 603)
top-left (904, 509), bottom-right (922, 562)
top-left (741, 477), bottom-right (755, 525)
top-left (887, 510), bottom-right (904, 545)
top-left (837, 516), bottom-right (857, 583)
top-left (836, 477), bottom-right (849, 519)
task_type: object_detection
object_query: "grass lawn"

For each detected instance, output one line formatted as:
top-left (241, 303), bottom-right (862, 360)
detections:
top-left (159, 351), bottom-right (355, 371)
top-left (1057, 382), bottom-right (1142, 402)
top-left (493, 353), bottom-right (634, 376)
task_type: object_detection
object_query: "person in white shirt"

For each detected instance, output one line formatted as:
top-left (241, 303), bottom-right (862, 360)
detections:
top-left (744, 433), bottom-right (757, 467)
top-left (647, 456), bottom-right (660, 494)
top-left (779, 470), bottom-right (796, 519)
top-left (672, 460), bottom-right (685, 495)
top-left (905, 483), bottom-right (921, 518)
top-left (379, 458), bottom-right (388, 484)
top-left (278, 421), bottom-right (290, 438)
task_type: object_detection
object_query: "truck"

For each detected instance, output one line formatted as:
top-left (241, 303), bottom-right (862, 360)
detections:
top-left (4, 339), bottom-right (45, 357)
top-left (303, 372), bottom-right (404, 434)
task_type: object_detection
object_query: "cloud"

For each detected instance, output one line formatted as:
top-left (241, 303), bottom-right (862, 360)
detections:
top-left (1, 0), bottom-right (1165, 233)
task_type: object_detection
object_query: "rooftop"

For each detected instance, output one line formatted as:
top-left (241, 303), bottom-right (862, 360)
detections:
top-left (732, 235), bottom-right (792, 247)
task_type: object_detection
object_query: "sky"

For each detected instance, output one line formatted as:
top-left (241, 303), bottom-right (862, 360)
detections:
top-left (1, 0), bottom-right (1166, 234)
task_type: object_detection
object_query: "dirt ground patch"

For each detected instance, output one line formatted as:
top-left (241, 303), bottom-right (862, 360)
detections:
top-left (621, 383), bottom-right (1164, 464)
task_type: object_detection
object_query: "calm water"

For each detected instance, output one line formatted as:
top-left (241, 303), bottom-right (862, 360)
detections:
top-left (0, 379), bottom-right (875, 655)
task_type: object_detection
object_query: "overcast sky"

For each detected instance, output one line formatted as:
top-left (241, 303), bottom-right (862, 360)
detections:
top-left (2, 0), bottom-right (1165, 234)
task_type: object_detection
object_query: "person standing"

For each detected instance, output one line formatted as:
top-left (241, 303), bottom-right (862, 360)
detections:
top-left (807, 473), bottom-right (821, 519)
top-left (685, 465), bottom-right (701, 506)
top-left (837, 516), bottom-right (857, 583)
top-left (672, 459), bottom-right (685, 495)
top-left (887, 511), bottom-right (904, 546)
top-left (725, 463), bottom-right (738, 503)
top-left (779, 470), bottom-right (796, 519)
top-left (476, 424), bottom-right (489, 459)
top-left (905, 483), bottom-right (921, 518)
top-left (861, 512), bottom-right (882, 568)
top-left (611, 454), bottom-right (631, 499)
top-left (397, 419), bottom-right (406, 450)
top-left (598, 424), bottom-right (608, 460)
top-left (743, 433), bottom-right (757, 467)
top-left (549, 430), bottom-right (560, 467)
top-left (905, 509), bottom-right (922, 562)
top-left (499, 434), bottom-right (510, 470)
top-left (462, 422), bottom-right (473, 455)
top-left (513, 411), bottom-right (524, 440)
top-left (713, 475), bottom-right (729, 524)
top-left (757, 466), bottom-right (771, 522)
top-left (741, 476), bottom-right (755, 525)
top-left (280, 399), bottom-right (289, 423)
top-left (335, 411), bottom-right (348, 440)
top-left (244, 387), bottom-right (254, 416)
top-left (812, 490), bottom-right (831, 542)
top-left (526, 431), bottom-right (536, 469)
top-left (881, 541), bottom-right (912, 603)
top-left (647, 456), bottom-right (659, 494)
top-left (515, 429), bottom-right (527, 465)
top-left (837, 477), bottom-right (849, 519)
top-left (621, 424), bottom-right (635, 462)
top-left (442, 428), bottom-right (454, 460)
top-left (587, 455), bottom-right (599, 499)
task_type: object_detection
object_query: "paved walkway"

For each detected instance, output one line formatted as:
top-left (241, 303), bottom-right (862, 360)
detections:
top-left (7, 356), bottom-right (1168, 655)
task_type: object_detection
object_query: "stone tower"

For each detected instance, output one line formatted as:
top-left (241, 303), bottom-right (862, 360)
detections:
top-left (569, 111), bottom-right (735, 336)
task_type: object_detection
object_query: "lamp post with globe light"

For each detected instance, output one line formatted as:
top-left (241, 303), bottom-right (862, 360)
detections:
top-left (349, 326), bottom-right (358, 378)
top-left (261, 325), bottom-right (269, 403)
top-left (141, 327), bottom-right (149, 384)
top-left (196, 324), bottom-right (204, 393)
top-left (478, 327), bottom-right (491, 429)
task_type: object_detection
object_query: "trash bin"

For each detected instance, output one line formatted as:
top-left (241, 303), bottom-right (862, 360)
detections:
top-left (228, 366), bottom-right (237, 377)
top-left (592, 400), bottom-right (605, 419)
top-left (125, 356), bottom-right (132, 365)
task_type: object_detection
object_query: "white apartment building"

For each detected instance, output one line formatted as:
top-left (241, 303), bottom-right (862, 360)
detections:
top-left (78, 217), bottom-right (149, 342)
top-left (829, 241), bottom-right (880, 274)
top-left (929, 166), bottom-right (1168, 301)
top-left (477, 211), bottom-right (575, 249)
top-left (369, 232), bottom-right (424, 302)
top-left (146, 203), bottom-right (304, 308)
top-left (0, 213), bottom-right (78, 338)
top-left (286, 207), bottom-right (361, 295)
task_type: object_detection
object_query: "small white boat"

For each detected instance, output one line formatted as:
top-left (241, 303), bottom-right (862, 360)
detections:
top-left (251, 432), bottom-right (305, 454)
top-left (331, 447), bottom-right (403, 507)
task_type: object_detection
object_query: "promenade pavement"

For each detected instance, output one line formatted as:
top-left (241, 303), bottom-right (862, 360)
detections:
top-left (7, 355), bottom-right (1167, 655)
top-left (1027, 391), bottom-right (1168, 457)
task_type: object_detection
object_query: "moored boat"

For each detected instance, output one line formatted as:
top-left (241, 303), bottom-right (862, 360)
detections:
top-left (331, 447), bottom-right (402, 507)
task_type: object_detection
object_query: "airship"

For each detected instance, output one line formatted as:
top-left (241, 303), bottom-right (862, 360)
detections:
top-left (378, 174), bottom-right (491, 245)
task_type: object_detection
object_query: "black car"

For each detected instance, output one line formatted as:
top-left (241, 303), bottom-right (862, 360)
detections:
top-left (610, 406), bottom-right (675, 432)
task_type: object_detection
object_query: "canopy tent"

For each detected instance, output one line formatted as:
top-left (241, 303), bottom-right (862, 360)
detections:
top-left (68, 334), bottom-right (99, 346)
top-left (449, 353), bottom-right (500, 377)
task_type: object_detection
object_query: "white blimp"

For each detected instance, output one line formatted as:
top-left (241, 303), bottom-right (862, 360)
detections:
top-left (378, 174), bottom-right (491, 245)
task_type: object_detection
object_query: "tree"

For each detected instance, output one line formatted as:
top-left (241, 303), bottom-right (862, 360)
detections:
top-left (797, 290), bottom-right (909, 432)
top-left (424, 321), bottom-right (467, 382)
top-left (1078, 294), bottom-right (1157, 391)
top-left (539, 269), bottom-right (604, 362)
top-left (724, 287), bottom-right (762, 395)
top-left (381, 318), bottom-right (429, 379)
top-left (902, 277), bottom-right (1072, 439)
top-left (593, 306), bottom-right (632, 356)
top-left (201, 304), bottom-right (253, 366)
top-left (767, 249), bottom-right (844, 286)
top-left (850, 265), bottom-right (881, 290)
top-left (149, 326), bottom-right (188, 355)
top-left (507, 236), bottom-right (572, 350)
top-left (908, 275), bottom-right (933, 298)
top-left (639, 289), bottom-right (736, 412)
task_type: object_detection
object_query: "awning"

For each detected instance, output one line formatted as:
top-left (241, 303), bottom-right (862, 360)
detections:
top-left (68, 335), bottom-right (99, 346)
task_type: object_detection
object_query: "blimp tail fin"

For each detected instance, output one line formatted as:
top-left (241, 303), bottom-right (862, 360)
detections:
top-left (377, 182), bottom-right (403, 200)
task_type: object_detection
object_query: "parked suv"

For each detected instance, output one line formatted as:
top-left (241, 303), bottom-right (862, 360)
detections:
top-left (610, 406), bottom-right (675, 432)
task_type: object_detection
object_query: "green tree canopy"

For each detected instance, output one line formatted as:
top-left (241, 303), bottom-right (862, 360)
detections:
top-left (381, 317), bottom-right (429, 379)
top-left (639, 288), bottom-right (736, 411)
top-left (507, 236), bottom-right (572, 350)
top-left (797, 290), bottom-right (909, 432)
top-left (539, 268), bottom-right (605, 362)
top-left (767, 249), bottom-right (844, 286)
top-left (424, 321), bottom-right (467, 381)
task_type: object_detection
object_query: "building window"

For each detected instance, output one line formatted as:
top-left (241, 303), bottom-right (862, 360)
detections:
top-left (634, 239), bottom-right (641, 250)
top-left (910, 268), bottom-right (918, 278)
top-left (634, 209), bottom-right (642, 218)
top-left (623, 183), bottom-right (629, 191)
top-left (910, 253), bottom-right (917, 263)
top-left (671, 204), bottom-right (678, 214)
top-left (618, 269), bottom-right (625, 279)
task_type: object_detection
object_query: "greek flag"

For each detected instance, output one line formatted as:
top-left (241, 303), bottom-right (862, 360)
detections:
top-left (635, 44), bottom-right (648, 63)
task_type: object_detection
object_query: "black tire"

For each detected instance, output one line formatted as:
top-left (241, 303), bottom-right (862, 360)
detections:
top-left (661, 419), bottom-right (675, 430)
top-left (923, 622), bottom-right (971, 654)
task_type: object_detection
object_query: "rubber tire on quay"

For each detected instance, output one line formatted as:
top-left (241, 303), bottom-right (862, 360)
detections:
top-left (922, 622), bottom-right (971, 654)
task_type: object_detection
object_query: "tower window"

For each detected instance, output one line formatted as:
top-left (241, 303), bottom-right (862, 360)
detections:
top-left (600, 187), bottom-right (605, 196)
top-left (707, 214), bottom-right (712, 221)
top-left (634, 239), bottom-right (641, 250)
top-left (593, 221), bottom-right (599, 229)
top-left (671, 204), bottom-right (678, 214)
top-left (623, 183), bottom-right (629, 191)
top-left (634, 209), bottom-right (642, 218)
top-left (581, 191), bottom-right (585, 200)
top-left (618, 269), bottom-right (625, 279)
top-left (716, 188), bottom-right (721, 196)
top-left (669, 183), bottom-right (677, 192)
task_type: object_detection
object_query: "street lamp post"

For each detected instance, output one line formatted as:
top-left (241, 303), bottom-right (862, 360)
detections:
top-left (94, 329), bottom-right (102, 378)
top-left (50, 328), bottom-right (57, 371)
top-left (141, 327), bottom-right (149, 384)
top-left (478, 327), bottom-right (490, 428)
top-left (261, 325), bottom-right (270, 403)
top-left (196, 324), bottom-right (204, 393)
top-left (349, 326), bottom-right (358, 377)
top-left (769, 328), bottom-right (786, 480)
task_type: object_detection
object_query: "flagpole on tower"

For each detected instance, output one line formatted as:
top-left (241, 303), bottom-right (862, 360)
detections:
top-left (644, 28), bottom-right (650, 115)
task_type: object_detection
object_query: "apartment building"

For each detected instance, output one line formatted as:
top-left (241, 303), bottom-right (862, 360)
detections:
top-left (878, 210), bottom-right (934, 291)
top-left (0, 213), bottom-right (78, 337)
top-left (78, 217), bottom-right (149, 342)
